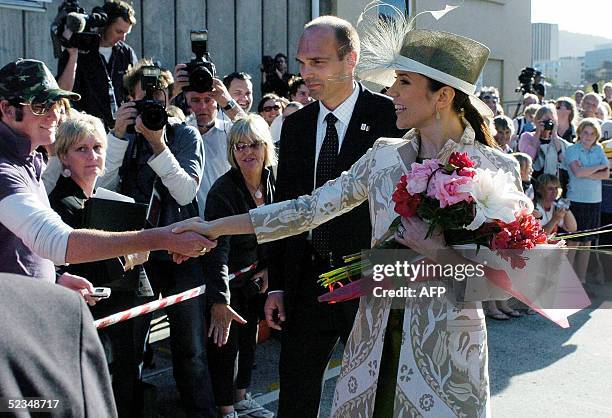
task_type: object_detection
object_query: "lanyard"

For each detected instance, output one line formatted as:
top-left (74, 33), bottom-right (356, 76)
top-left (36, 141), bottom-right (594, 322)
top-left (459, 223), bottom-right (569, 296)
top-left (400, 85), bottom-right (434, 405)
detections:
top-left (99, 50), bottom-right (118, 120)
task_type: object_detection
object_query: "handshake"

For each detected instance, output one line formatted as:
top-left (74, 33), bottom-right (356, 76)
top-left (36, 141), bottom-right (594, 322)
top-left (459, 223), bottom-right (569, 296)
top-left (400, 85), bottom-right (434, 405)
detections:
top-left (169, 217), bottom-right (221, 263)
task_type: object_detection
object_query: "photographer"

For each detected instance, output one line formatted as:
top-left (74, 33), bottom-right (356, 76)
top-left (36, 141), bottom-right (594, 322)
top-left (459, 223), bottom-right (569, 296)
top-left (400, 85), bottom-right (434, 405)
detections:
top-left (98, 59), bottom-right (217, 418)
top-left (519, 105), bottom-right (571, 190)
top-left (57, 0), bottom-right (138, 130)
top-left (172, 63), bottom-right (246, 214)
top-left (533, 174), bottom-right (577, 236)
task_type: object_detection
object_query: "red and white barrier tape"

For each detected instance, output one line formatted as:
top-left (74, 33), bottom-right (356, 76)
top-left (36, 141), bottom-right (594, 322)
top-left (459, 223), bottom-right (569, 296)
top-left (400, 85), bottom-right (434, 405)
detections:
top-left (94, 262), bottom-right (258, 329)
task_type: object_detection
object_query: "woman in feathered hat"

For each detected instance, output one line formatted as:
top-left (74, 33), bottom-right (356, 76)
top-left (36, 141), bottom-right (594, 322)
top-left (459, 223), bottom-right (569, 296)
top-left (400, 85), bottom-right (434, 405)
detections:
top-left (173, 5), bottom-right (523, 417)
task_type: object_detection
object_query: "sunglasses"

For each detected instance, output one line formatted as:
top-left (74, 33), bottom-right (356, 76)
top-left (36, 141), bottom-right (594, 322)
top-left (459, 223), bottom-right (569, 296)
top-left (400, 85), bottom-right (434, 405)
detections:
top-left (18, 100), bottom-right (61, 116)
top-left (481, 95), bottom-right (499, 101)
top-left (262, 105), bottom-right (281, 112)
top-left (234, 141), bottom-right (263, 152)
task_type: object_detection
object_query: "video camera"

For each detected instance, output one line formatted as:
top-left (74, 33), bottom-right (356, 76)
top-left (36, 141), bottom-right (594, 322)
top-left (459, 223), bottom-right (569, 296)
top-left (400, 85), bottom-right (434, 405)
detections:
top-left (127, 66), bottom-right (168, 134)
top-left (50, 0), bottom-right (108, 58)
top-left (516, 67), bottom-right (537, 94)
top-left (183, 30), bottom-right (216, 93)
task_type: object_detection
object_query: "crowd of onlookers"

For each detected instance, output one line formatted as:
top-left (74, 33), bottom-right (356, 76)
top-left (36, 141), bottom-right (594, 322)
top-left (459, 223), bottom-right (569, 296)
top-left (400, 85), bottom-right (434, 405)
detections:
top-left (475, 85), bottom-right (612, 319)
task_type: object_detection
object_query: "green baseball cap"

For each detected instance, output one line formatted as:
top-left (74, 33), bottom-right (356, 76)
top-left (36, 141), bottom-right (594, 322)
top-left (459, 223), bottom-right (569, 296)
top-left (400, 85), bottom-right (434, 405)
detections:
top-left (0, 58), bottom-right (80, 104)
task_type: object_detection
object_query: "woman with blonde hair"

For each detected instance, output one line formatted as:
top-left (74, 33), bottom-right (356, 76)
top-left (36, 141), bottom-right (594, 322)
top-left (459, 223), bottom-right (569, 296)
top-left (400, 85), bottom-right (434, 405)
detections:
top-left (564, 118), bottom-right (610, 286)
top-left (49, 113), bottom-right (152, 417)
top-left (202, 114), bottom-right (276, 418)
top-left (533, 173), bottom-right (577, 236)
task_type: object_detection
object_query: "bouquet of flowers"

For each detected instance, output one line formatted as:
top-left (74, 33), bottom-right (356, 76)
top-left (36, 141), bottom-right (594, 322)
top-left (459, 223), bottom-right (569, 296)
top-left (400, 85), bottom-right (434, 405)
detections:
top-left (318, 152), bottom-right (588, 327)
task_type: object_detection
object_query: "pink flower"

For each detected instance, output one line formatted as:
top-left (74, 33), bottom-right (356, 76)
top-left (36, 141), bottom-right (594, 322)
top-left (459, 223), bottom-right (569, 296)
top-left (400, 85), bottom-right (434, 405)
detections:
top-left (430, 171), bottom-right (474, 208)
top-left (406, 159), bottom-right (440, 195)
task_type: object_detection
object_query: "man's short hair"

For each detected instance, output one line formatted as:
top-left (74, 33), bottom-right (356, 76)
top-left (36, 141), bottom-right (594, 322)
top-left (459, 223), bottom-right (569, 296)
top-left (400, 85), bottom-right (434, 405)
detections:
top-left (304, 16), bottom-right (360, 60)
top-left (102, 0), bottom-right (137, 26)
top-left (288, 76), bottom-right (306, 98)
top-left (222, 72), bottom-right (252, 89)
top-left (123, 59), bottom-right (173, 98)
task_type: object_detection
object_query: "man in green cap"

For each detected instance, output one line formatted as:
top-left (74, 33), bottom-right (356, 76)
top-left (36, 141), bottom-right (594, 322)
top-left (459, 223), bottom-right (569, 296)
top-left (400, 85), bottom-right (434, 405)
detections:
top-left (0, 59), bottom-right (216, 292)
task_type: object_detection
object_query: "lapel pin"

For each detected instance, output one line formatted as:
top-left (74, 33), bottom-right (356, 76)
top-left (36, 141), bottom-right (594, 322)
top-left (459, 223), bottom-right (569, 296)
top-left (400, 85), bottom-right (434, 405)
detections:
top-left (360, 123), bottom-right (370, 132)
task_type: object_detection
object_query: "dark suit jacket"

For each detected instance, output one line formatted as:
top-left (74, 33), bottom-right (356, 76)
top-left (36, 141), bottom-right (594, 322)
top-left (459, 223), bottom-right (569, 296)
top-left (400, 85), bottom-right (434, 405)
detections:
top-left (269, 83), bottom-right (404, 304)
top-left (0, 274), bottom-right (117, 417)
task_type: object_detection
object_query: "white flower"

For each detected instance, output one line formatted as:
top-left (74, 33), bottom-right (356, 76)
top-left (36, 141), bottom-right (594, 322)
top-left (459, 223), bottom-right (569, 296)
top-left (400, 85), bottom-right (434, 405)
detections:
top-left (458, 168), bottom-right (534, 230)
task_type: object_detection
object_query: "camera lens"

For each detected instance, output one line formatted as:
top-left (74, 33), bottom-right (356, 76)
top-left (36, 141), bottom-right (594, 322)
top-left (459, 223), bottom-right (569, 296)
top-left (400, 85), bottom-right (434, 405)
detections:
top-left (189, 66), bottom-right (213, 93)
top-left (141, 101), bottom-right (167, 131)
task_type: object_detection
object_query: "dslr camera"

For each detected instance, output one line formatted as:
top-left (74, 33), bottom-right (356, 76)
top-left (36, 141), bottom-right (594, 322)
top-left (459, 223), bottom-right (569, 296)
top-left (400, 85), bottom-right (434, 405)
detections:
top-left (128, 66), bottom-right (168, 133)
top-left (183, 30), bottom-right (216, 93)
top-left (543, 119), bottom-right (554, 131)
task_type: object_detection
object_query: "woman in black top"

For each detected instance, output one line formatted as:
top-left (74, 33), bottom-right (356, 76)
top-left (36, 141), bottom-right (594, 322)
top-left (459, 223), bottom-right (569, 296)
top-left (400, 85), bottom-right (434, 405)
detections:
top-left (202, 114), bottom-right (277, 418)
top-left (48, 114), bottom-right (150, 418)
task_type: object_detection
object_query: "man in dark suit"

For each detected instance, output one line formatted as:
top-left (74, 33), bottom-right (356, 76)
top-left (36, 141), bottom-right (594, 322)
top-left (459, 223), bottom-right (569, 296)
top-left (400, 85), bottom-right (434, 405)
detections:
top-left (0, 273), bottom-right (117, 417)
top-left (263, 16), bottom-right (403, 417)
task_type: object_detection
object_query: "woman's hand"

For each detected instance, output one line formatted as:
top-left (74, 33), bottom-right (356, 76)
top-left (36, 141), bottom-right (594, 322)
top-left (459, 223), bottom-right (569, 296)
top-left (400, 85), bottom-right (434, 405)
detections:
top-left (552, 207), bottom-right (566, 223)
top-left (209, 303), bottom-right (247, 347)
top-left (172, 217), bottom-right (220, 240)
top-left (394, 216), bottom-right (445, 262)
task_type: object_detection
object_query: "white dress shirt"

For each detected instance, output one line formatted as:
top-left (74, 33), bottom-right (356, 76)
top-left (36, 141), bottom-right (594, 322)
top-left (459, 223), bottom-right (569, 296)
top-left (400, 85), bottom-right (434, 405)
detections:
top-left (190, 116), bottom-right (233, 216)
top-left (314, 82), bottom-right (360, 190)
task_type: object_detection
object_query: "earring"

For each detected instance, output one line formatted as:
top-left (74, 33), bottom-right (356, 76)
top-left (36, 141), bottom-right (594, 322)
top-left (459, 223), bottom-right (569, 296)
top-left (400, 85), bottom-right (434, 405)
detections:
top-left (62, 167), bottom-right (72, 177)
top-left (435, 110), bottom-right (441, 120)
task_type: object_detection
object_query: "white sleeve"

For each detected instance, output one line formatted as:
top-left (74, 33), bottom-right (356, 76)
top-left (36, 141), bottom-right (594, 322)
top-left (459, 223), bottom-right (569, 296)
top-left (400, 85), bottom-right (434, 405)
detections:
top-left (42, 155), bottom-right (62, 194)
top-left (147, 147), bottom-right (199, 206)
top-left (0, 193), bottom-right (73, 265)
top-left (96, 132), bottom-right (129, 191)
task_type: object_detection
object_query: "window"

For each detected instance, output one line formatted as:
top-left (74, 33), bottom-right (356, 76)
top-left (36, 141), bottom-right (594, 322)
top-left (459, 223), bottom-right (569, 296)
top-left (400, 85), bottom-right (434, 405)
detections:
top-left (0, 0), bottom-right (51, 12)
top-left (379, 0), bottom-right (411, 18)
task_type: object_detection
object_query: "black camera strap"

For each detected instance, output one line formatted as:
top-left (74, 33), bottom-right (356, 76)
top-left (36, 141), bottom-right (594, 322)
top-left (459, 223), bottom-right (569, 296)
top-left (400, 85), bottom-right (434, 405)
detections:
top-left (99, 51), bottom-right (118, 120)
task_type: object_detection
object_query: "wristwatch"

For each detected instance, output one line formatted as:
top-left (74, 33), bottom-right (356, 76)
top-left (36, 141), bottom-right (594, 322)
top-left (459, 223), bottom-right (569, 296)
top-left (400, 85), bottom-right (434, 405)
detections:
top-left (223, 99), bottom-right (237, 111)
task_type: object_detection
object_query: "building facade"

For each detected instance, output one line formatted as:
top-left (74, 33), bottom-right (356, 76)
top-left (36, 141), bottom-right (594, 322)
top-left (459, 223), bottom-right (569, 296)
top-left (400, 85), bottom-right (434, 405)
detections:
top-left (0, 0), bottom-right (315, 105)
top-left (532, 22), bottom-right (559, 62)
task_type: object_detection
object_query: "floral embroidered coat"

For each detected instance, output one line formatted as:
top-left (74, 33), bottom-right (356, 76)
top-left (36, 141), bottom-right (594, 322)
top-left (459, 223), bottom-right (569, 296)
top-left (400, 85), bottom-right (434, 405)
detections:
top-left (249, 123), bottom-right (521, 418)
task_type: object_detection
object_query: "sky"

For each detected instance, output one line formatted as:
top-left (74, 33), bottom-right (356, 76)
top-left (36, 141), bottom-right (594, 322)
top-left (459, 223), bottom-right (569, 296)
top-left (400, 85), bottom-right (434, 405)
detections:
top-left (532, 0), bottom-right (612, 38)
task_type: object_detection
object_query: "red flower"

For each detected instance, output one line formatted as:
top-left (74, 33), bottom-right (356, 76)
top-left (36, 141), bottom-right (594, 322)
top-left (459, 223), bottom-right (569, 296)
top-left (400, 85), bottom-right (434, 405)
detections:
top-left (392, 175), bottom-right (422, 217)
top-left (457, 167), bottom-right (476, 178)
top-left (491, 211), bottom-right (547, 250)
top-left (448, 152), bottom-right (475, 170)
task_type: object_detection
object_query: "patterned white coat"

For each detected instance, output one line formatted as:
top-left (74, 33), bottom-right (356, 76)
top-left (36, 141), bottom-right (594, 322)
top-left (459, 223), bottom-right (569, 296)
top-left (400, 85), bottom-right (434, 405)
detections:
top-left (249, 122), bottom-right (521, 418)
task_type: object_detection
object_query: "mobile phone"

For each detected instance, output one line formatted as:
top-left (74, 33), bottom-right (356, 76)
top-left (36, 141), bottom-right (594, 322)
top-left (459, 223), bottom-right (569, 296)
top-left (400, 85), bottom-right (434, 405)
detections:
top-left (91, 287), bottom-right (111, 299)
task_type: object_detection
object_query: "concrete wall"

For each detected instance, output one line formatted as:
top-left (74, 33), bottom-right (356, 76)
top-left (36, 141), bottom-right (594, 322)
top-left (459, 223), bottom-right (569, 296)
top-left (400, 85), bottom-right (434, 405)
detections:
top-left (0, 0), bottom-right (312, 104)
top-left (334, 0), bottom-right (532, 112)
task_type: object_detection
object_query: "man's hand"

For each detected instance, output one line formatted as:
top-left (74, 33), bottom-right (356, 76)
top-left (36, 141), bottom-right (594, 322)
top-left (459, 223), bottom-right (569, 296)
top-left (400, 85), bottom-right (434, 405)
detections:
top-left (56, 272), bottom-right (98, 306)
top-left (210, 78), bottom-right (232, 108)
top-left (112, 101), bottom-right (137, 139)
top-left (264, 292), bottom-right (286, 330)
top-left (172, 63), bottom-right (189, 100)
top-left (135, 116), bottom-right (167, 155)
top-left (209, 303), bottom-right (247, 347)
